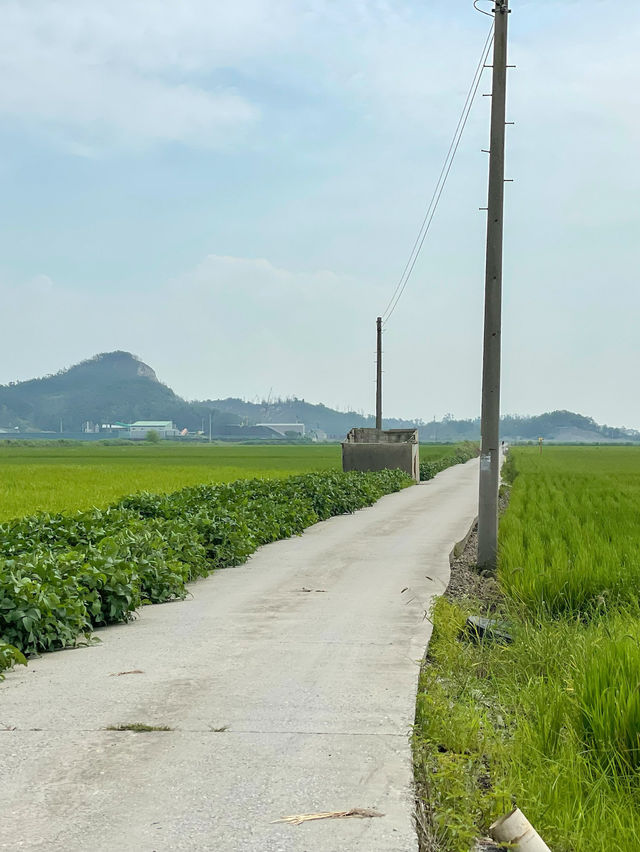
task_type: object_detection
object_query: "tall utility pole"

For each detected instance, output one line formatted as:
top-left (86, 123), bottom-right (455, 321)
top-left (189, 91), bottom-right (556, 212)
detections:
top-left (478, 0), bottom-right (510, 568)
top-left (376, 316), bottom-right (383, 430)
top-left (208, 410), bottom-right (212, 443)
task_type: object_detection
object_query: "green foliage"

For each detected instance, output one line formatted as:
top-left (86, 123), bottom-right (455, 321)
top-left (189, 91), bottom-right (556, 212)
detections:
top-left (414, 446), bottom-right (640, 852)
top-left (574, 626), bottom-right (640, 775)
top-left (0, 468), bottom-right (411, 671)
top-left (415, 600), bottom-right (640, 852)
top-left (414, 598), bottom-right (509, 851)
top-left (0, 552), bottom-right (94, 653)
top-left (0, 641), bottom-right (27, 679)
top-left (419, 442), bottom-right (479, 481)
top-left (0, 443), bottom-right (343, 521)
top-left (499, 447), bottom-right (640, 617)
top-left (500, 450), bottom-right (518, 484)
top-left (145, 429), bottom-right (161, 444)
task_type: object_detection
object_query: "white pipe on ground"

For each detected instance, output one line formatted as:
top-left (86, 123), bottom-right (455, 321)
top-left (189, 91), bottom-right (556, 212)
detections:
top-left (489, 808), bottom-right (551, 851)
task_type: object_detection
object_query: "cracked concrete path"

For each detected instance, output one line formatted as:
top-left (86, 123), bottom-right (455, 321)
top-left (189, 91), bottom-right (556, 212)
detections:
top-left (0, 459), bottom-right (479, 852)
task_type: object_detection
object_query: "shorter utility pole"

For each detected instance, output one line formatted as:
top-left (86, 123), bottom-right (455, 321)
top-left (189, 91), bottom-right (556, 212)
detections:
top-left (208, 411), bottom-right (212, 443)
top-left (376, 317), bottom-right (382, 431)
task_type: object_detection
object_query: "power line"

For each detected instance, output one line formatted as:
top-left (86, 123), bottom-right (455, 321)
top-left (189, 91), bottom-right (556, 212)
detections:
top-left (382, 23), bottom-right (495, 324)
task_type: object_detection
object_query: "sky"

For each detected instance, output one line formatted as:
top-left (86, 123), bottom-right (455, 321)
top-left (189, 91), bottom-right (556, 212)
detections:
top-left (0, 0), bottom-right (639, 428)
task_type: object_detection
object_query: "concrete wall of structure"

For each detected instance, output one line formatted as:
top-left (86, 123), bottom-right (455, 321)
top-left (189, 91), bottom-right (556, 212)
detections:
top-left (342, 441), bottom-right (419, 483)
top-left (344, 428), bottom-right (417, 445)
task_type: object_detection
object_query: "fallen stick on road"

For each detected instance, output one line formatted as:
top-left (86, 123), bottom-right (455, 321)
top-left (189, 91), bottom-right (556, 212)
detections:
top-left (272, 808), bottom-right (384, 826)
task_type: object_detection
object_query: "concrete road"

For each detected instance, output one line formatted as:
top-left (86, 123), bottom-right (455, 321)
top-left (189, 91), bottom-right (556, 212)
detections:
top-left (0, 459), bottom-right (479, 852)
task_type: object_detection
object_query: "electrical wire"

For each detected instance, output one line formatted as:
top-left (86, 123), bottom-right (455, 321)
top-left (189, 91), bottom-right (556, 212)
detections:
top-left (382, 23), bottom-right (494, 324)
top-left (473, 0), bottom-right (495, 18)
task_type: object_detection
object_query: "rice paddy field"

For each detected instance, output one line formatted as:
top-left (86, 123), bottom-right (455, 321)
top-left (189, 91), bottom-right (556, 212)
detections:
top-left (0, 443), bottom-right (340, 521)
top-left (414, 445), bottom-right (640, 852)
top-left (0, 440), bottom-right (461, 521)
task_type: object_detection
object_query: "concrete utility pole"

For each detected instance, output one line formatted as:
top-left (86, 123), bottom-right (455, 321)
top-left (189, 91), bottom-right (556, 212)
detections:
top-left (376, 316), bottom-right (383, 431)
top-left (478, 0), bottom-right (510, 568)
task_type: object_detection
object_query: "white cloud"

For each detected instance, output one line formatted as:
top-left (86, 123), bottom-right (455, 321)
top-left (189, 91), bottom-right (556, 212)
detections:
top-left (0, 0), bottom-right (294, 148)
top-left (3, 0), bottom-right (637, 156)
top-left (0, 256), bottom-right (386, 410)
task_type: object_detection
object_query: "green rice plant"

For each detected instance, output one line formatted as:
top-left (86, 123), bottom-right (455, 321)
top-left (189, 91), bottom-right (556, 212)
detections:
top-left (0, 443), bottom-right (344, 521)
top-left (0, 641), bottom-right (26, 679)
top-left (573, 627), bottom-right (640, 776)
top-left (499, 447), bottom-right (640, 617)
top-left (415, 598), bottom-right (640, 851)
top-left (0, 442), bottom-right (463, 521)
top-left (415, 447), bottom-right (640, 852)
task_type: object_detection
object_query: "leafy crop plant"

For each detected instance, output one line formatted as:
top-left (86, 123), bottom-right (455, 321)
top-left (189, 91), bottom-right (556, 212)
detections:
top-left (0, 469), bottom-right (411, 671)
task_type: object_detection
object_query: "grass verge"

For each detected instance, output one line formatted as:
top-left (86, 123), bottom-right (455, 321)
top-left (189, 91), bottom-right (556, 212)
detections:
top-left (413, 446), bottom-right (640, 852)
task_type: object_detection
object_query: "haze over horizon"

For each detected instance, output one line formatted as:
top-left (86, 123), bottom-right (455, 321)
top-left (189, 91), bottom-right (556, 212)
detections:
top-left (1, 1), bottom-right (638, 429)
top-left (2, 349), bottom-right (633, 434)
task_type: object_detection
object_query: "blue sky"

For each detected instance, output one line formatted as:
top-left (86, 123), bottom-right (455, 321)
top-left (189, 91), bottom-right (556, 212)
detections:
top-left (1, 0), bottom-right (639, 427)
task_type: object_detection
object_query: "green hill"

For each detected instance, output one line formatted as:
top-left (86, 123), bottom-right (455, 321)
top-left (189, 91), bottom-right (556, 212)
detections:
top-left (0, 352), bottom-right (238, 433)
top-left (1, 351), bottom-right (637, 443)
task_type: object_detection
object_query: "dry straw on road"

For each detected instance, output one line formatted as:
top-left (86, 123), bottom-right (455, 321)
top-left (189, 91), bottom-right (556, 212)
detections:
top-left (272, 808), bottom-right (384, 825)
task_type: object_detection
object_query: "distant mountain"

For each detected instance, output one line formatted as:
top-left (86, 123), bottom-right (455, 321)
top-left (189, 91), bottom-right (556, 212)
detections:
top-left (211, 397), bottom-right (640, 444)
top-left (207, 396), bottom-right (417, 438)
top-left (0, 352), bottom-right (240, 433)
top-left (499, 410), bottom-right (640, 443)
top-left (1, 352), bottom-right (637, 443)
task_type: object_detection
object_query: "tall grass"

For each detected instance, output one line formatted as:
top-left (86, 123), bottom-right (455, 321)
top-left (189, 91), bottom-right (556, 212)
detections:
top-left (414, 446), bottom-right (640, 852)
top-left (500, 447), bottom-right (640, 617)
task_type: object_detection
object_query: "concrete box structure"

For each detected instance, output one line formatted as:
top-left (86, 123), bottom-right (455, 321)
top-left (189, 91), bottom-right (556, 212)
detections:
top-left (342, 428), bottom-right (420, 483)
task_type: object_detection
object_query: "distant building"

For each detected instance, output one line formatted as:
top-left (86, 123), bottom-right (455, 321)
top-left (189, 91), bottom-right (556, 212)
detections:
top-left (256, 423), bottom-right (305, 437)
top-left (101, 423), bottom-right (128, 432)
top-left (127, 420), bottom-right (180, 440)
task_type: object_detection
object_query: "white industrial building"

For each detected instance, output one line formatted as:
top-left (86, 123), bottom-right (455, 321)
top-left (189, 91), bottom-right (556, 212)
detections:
top-left (256, 423), bottom-right (305, 437)
top-left (127, 421), bottom-right (180, 440)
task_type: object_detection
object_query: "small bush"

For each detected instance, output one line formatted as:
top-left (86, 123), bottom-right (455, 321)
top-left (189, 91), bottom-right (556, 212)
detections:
top-left (420, 442), bottom-right (479, 481)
